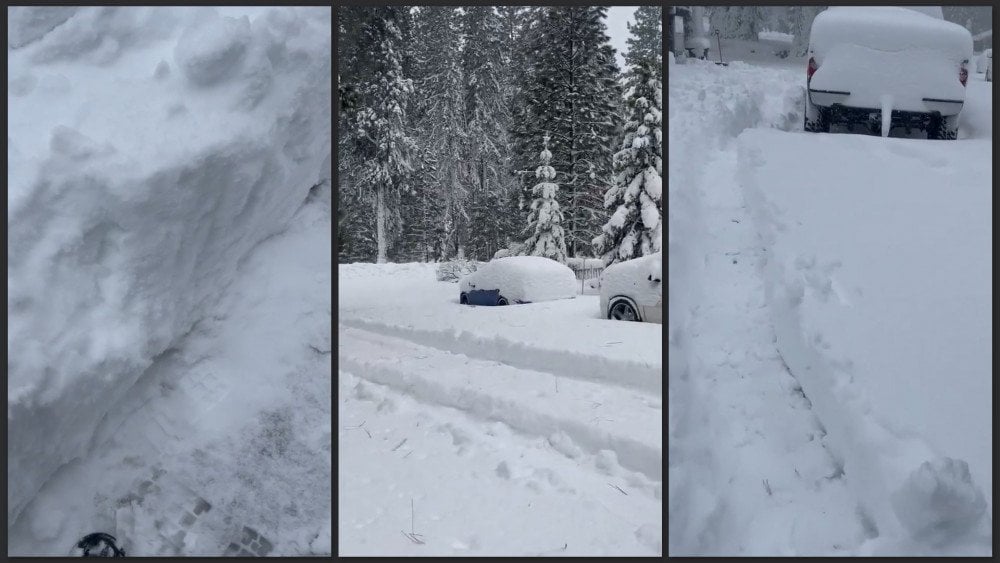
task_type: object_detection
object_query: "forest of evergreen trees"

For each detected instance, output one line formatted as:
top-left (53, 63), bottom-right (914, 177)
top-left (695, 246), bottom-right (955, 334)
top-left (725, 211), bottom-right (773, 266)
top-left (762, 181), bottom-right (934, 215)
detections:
top-left (338, 6), bottom-right (662, 265)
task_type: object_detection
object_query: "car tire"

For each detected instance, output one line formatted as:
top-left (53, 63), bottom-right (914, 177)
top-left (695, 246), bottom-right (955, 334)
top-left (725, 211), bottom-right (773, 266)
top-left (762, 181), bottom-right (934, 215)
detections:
top-left (803, 95), bottom-right (830, 133)
top-left (497, 297), bottom-right (508, 306)
top-left (608, 300), bottom-right (640, 322)
top-left (927, 114), bottom-right (959, 140)
top-left (460, 293), bottom-right (468, 305)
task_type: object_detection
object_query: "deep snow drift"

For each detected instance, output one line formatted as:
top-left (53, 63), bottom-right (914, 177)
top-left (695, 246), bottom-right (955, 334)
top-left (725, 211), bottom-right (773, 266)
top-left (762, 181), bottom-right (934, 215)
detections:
top-left (7, 5), bottom-right (331, 551)
top-left (669, 55), bottom-right (991, 556)
top-left (339, 263), bottom-right (662, 555)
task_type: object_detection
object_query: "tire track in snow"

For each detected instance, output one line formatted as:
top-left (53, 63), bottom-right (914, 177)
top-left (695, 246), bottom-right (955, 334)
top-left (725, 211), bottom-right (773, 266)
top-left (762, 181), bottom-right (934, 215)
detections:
top-left (340, 316), bottom-right (661, 396)
top-left (339, 325), bottom-right (662, 482)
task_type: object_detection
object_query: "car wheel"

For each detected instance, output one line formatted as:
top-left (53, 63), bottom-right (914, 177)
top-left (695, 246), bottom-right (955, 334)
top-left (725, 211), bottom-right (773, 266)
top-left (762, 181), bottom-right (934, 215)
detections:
top-left (460, 293), bottom-right (468, 305)
top-left (927, 114), bottom-right (958, 140)
top-left (609, 300), bottom-right (640, 321)
top-left (497, 297), bottom-right (509, 306)
top-left (804, 95), bottom-right (830, 133)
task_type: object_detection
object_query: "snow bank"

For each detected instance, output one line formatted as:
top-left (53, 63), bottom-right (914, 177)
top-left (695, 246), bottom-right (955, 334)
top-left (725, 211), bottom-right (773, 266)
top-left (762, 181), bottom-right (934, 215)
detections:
top-left (339, 263), bottom-right (662, 388)
top-left (459, 256), bottom-right (577, 303)
top-left (740, 127), bottom-right (991, 552)
top-left (7, 6), bottom-right (330, 525)
top-left (436, 259), bottom-right (482, 282)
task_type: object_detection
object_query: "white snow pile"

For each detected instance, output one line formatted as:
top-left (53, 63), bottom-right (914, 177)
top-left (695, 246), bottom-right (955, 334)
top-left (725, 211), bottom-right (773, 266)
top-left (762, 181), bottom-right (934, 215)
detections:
top-left (890, 458), bottom-right (988, 546)
top-left (435, 259), bottom-right (482, 283)
top-left (459, 256), bottom-right (577, 303)
top-left (739, 123), bottom-right (991, 553)
top-left (758, 30), bottom-right (793, 44)
top-left (7, 6), bottom-right (331, 527)
top-left (564, 257), bottom-right (604, 271)
top-left (809, 7), bottom-right (972, 113)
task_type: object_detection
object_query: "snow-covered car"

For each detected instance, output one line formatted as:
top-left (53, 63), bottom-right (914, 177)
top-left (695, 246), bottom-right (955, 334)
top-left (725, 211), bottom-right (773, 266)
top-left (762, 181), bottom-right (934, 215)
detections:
top-left (459, 256), bottom-right (576, 306)
top-left (986, 49), bottom-right (993, 82)
top-left (599, 252), bottom-right (661, 323)
top-left (804, 6), bottom-right (973, 139)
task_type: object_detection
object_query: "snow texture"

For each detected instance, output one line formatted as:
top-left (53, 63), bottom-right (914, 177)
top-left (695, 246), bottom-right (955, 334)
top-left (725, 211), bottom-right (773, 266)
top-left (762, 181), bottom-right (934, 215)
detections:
top-left (459, 256), bottom-right (577, 303)
top-left (7, 6), bottom-right (331, 531)
top-left (339, 262), bottom-right (661, 555)
top-left (669, 50), bottom-right (990, 556)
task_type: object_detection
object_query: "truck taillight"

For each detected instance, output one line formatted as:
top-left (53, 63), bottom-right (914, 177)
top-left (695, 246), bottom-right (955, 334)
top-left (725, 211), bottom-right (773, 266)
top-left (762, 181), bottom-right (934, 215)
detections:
top-left (959, 61), bottom-right (968, 86)
top-left (807, 57), bottom-right (818, 84)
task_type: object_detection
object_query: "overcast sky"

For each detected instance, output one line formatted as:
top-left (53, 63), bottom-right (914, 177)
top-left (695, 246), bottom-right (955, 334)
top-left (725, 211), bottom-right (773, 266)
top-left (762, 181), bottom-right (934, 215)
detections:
top-left (606, 6), bottom-right (639, 69)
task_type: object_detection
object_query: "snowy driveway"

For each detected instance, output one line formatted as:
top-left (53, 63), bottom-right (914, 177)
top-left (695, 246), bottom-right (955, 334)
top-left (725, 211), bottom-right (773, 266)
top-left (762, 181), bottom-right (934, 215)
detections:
top-left (669, 57), bottom-right (991, 556)
top-left (338, 264), bottom-right (662, 556)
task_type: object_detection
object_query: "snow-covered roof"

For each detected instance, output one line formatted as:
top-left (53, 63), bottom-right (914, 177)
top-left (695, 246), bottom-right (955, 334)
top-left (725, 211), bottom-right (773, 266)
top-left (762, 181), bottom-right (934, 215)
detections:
top-left (810, 7), bottom-right (972, 62)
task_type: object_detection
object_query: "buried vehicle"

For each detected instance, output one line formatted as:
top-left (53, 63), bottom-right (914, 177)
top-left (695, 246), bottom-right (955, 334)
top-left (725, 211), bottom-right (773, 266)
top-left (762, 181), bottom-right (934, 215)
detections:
top-left (459, 256), bottom-right (577, 306)
top-left (804, 6), bottom-right (973, 139)
top-left (600, 252), bottom-right (662, 323)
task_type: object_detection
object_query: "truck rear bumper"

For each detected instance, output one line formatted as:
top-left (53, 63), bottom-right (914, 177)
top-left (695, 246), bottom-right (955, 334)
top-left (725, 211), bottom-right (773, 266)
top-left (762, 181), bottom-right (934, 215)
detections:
top-left (809, 89), bottom-right (964, 117)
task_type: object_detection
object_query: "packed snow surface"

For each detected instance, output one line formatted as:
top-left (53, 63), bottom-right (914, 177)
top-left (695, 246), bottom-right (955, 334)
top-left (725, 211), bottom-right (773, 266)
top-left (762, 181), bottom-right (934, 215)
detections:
top-left (459, 256), bottom-right (577, 303)
top-left (670, 53), bottom-right (990, 556)
top-left (339, 262), bottom-right (662, 555)
top-left (7, 5), bottom-right (331, 553)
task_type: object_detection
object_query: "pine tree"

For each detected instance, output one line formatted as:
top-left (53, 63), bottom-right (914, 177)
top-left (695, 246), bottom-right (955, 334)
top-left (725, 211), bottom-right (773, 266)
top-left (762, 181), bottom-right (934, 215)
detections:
top-left (463, 6), bottom-right (514, 261)
top-left (513, 7), bottom-right (621, 258)
top-left (341, 7), bottom-right (415, 264)
top-left (410, 7), bottom-right (468, 261)
top-left (624, 6), bottom-right (662, 79)
top-left (593, 62), bottom-right (662, 266)
top-left (524, 134), bottom-right (567, 262)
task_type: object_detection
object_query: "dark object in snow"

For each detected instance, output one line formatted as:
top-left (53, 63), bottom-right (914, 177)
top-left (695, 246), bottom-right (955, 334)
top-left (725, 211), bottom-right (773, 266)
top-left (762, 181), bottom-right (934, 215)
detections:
top-left (461, 288), bottom-right (516, 306)
top-left (74, 533), bottom-right (126, 557)
top-left (714, 30), bottom-right (728, 66)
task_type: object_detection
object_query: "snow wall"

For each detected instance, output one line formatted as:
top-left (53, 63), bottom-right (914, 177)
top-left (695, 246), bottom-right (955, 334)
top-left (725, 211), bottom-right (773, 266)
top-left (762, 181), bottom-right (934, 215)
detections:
top-left (7, 6), bottom-right (331, 525)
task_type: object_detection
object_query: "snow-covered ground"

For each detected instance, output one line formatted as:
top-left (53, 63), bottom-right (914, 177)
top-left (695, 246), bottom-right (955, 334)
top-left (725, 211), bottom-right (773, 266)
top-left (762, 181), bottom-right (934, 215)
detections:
top-left (338, 263), bottom-right (662, 556)
top-left (8, 7), bottom-right (331, 555)
top-left (669, 56), bottom-right (991, 556)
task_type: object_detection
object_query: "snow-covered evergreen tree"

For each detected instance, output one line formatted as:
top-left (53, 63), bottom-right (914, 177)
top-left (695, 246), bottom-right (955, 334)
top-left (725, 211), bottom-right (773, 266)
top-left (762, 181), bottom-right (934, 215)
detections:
top-left (410, 6), bottom-right (468, 261)
top-left (524, 134), bottom-right (567, 262)
top-left (463, 6), bottom-right (515, 261)
top-left (624, 6), bottom-right (662, 78)
top-left (514, 7), bottom-right (621, 258)
top-left (339, 6), bottom-right (415, 264)
top-left (593, 62), bottom-right (662, 265)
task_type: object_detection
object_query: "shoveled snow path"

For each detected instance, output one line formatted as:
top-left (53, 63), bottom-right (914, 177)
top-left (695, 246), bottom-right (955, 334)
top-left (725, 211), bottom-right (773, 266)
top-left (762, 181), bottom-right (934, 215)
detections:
top-left (339, 325), bottom-right (661, 481)
top-left (669, 143), bottom-right (865, 556)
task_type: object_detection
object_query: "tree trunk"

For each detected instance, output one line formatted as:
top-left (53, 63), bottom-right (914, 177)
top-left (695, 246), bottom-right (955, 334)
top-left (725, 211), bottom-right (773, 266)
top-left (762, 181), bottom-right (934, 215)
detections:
top-left (376, 184), bottom-right (387, 264)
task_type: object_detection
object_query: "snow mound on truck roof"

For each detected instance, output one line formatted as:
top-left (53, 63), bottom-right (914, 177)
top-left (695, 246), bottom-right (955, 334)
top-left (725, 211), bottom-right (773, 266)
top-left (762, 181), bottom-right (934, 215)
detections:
top-left (460, 256), bottom-right (577, 303)
top-left (811, 7), bottom-right (972, 63)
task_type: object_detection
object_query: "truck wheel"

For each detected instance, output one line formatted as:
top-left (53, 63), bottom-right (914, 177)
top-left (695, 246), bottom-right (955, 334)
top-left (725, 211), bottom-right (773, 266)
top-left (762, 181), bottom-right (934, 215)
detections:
top-left (927, 114), bottom-right (958, 140)
top-left (804, 96), bottom-right (830, 133)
